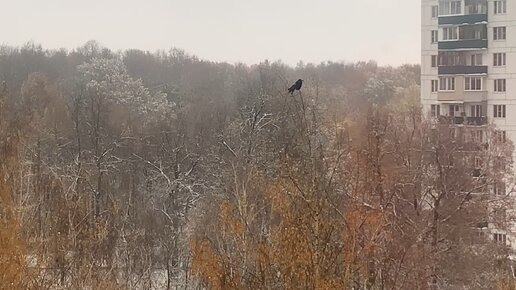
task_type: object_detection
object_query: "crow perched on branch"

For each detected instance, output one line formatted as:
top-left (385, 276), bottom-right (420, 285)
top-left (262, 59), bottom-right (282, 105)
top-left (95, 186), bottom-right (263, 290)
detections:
top-left (288, 79), bottom-right (303, 95)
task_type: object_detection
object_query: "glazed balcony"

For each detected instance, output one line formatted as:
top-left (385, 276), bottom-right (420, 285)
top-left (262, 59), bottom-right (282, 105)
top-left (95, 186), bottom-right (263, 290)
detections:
top-left (438, 24), bottom-right (487, 50)
top-left (438, 0), bottom-right (487, 22)
top-left (438, 51), bottom-right (488, 74)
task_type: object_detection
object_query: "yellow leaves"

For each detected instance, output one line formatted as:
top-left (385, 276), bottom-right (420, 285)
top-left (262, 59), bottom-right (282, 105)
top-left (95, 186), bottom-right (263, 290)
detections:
top-left (265, 179), bottom-right (296, 219)
top-left (0, 93), bottom-right (31, 289)
top-left (191, 159), bottom-right (391, 289)
top-left (498, 277), bottom-right (516, 290)
top-left (0, 172), bottom-right (27, 289)
top-left (190, 239), bottom-right (225, 290)
top-left (94, 218), bottom-right (110, 241)
top-left (220, 201), bottom-right (245, 237)
top-left (342, 206), bottom-right (387, 283)
top-left (0, 217), bottom-right (26, 289)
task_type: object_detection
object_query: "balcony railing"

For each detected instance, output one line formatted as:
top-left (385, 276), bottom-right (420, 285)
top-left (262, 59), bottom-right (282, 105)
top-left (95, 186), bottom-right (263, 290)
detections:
top-left (439, 116), bottom-right (464, 125)
top-left (438, 116), bottom-right (487, 126)
top-left (438, 65), bottom-right (487, 75)
top-left (439, 13), bottom-right (488, 25)
top-left (466, 116), bottom-right (487, 125)
top-left (439, 39), bottom-right (488, 50)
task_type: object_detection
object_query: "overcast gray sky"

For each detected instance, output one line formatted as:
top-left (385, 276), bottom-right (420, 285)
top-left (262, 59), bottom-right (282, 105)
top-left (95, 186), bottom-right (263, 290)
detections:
top-left (1, 0), bottom-right (420, 66)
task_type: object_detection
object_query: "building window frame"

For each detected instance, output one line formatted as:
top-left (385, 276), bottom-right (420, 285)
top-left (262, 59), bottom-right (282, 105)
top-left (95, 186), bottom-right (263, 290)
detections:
top-left (439, 0), bottom-right (462, 16)
top-left (471, 105), bottom-right (483, 117)
top-left (494, 182), bottom-right (507, 195)
top-left (494, 79), bottom-right (506, 92)
top-left (431, 55), bottom-right (438, 68)
top-left (494, 0), bottom-right (507, 14)
top-left (494, 233), bottom-right (507, 244)
top-left (431, 104), bottom-right (440, 117)
top-left (495, 130), bottom-right (507, 143)
top-left (472, 130), bottom-right (484, 143)
top-left (431, 5), bottom-right (439, 18)
top-left (494, 27), bottom-right (507, 41)
top-left (431, 30), bottom-right (439, 43)
top-left (449, 104), bottom-right (461, 117)
top-left (494, 105), bottom-right (506, 118)
top-left (439, 77), bottom-right (456, 91)
top-left (431, 80), bottom-right (439, 93)
top-left (494, 53), bottom-right (506, 67)
top-left (465, 76), bottom-right (483, 91)
top-left (442, 26), bottom-right (459, 41)
top-left (471, 54), bottom-right (483, 65)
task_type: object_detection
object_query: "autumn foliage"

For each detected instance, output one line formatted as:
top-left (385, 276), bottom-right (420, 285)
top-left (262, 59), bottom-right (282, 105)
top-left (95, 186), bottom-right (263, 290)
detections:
top-left (0, 43), bottom-right (513, 289)
top-left (190, 89), bottom-right (514, 289)
top-left (0, 81), bottom-right (28, 289)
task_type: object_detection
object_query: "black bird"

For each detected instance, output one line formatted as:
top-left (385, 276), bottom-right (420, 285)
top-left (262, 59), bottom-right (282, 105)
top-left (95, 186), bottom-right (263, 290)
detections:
top-left (288, 79), bottom-right (303, 95)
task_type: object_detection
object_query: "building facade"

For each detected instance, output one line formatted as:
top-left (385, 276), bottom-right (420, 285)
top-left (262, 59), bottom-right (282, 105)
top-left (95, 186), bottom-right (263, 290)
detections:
top-left (421, 0), bottom-right (515, 246)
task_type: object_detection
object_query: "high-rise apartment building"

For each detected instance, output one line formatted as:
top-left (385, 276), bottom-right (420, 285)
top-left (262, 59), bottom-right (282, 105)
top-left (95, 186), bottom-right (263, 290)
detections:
top-left (421, 0), bottom-right (514, 246)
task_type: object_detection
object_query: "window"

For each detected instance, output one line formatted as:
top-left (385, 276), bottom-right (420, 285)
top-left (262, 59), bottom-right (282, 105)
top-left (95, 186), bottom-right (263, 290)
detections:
top-left (471, 105), bottom-right (482, 117)
top-left (494, 209), bottom-right (507, 223)
top-left (473, 130), bottom-right (484, 143)
top-left (474, 156), bottom-right (484, 169)
top-left (449, 104), bottom-right (460, 117)
top-left (494, 27), bottom-right (507, 40)
top-left (494, 105), bottom-right (506, 118)
top-left (494, 0), bottom-right (507, 14)
top-left (494, 53), bottom-right (506, 66)
top-left (440, 1), bottom-right (462, 15)
top-left (463, 130), bottom-right (471, 143)
top-left (431, 30), bottom-right (438, 43)
top-left (450, 127), bottom-right (457, 139)
top-left (471, 54), bottom-right (483, 65)
top-left (439, 51), bottom-right (461, 66)
top-left (494, 79), bottom-right (506, 92)
top-left (494, 233), bottom-right (507, 244)
top-left (431, 55), bottom-right (438, 68)
top-left (465, 77), bottom-right (482, 91)
top-left (432, 5), bottom-right (439, 18)
top-left (494, 156), bottom-right (507, 171)
top-left (450, 1), bottom-right (462, 14)
top-left (440, 77), bottom-right (455, 91)
top-left (431, 80), bottom-right (439, 92)
top-left (431, 104), bottom-right (440, 117)
top-left (495, 130), bottom-right (507, 143)
top-left (443, 27), bottom-right (459, 40)
top-left (494, 182), bottom-right (507, 195)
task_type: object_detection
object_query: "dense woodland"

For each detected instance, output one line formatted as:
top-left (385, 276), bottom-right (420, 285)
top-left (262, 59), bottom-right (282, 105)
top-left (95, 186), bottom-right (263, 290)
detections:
top-left (0, 41), bottom-right (515, 289)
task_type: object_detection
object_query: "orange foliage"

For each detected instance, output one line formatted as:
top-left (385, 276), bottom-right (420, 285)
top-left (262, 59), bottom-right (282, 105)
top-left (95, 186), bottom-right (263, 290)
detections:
top-left (192, 176), bottom-right (359, 289)
top-left (0, 90), bottom-right (28, 289)
top-left (190, 239), bottom-right (228, 290)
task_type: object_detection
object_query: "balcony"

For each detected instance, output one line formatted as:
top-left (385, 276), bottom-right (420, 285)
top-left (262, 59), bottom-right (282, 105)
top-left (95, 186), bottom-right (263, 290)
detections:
top-left (439, 39), bottom-right (488, 50)
top-left (438, 116), bottom-right (487, 126)
top-left (438, 23), bottom-right (487, 50)
top-left (439, 14), bottom-right (488, 26)
top-left (466, 116), bottom-right (487, 125)
top-left (438, 65), bottom-right (487, 75)
top-left (438, 82), bottom-right (487, 102)
top-left (439, 116), bottom-right (487, 126)
top-left (439, 116), bottom-right (464, 125)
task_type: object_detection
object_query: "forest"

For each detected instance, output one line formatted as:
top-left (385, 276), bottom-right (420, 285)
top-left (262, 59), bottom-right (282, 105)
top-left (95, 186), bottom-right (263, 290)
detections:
top-left (0, 41), bottom-right (515, 289)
